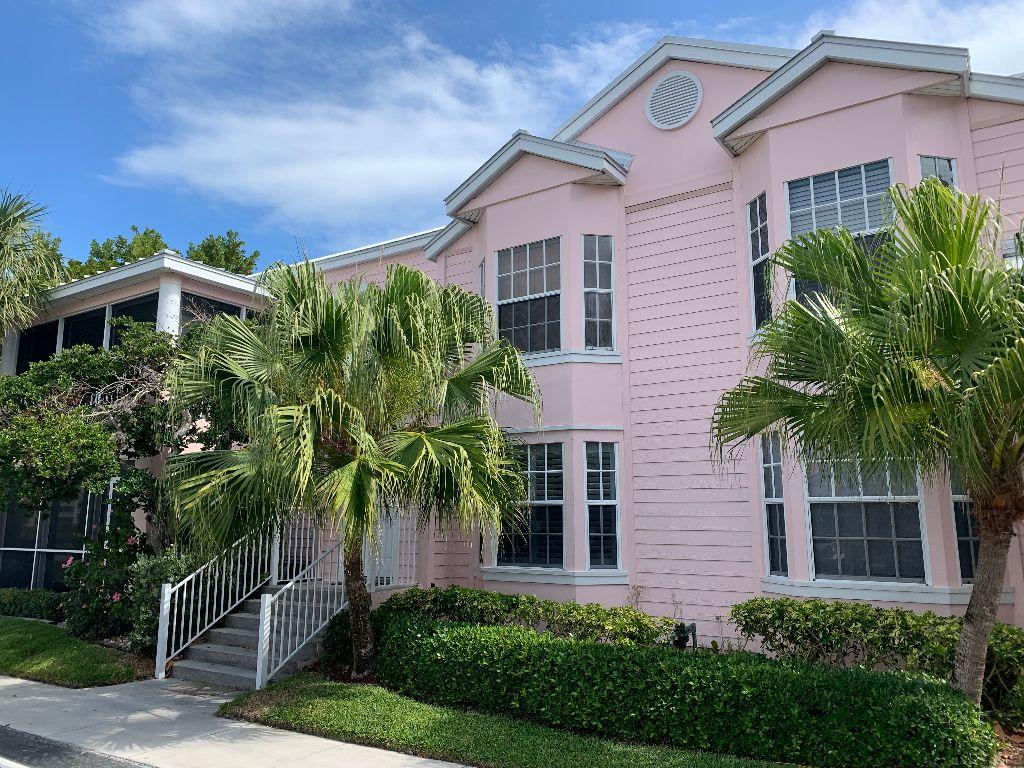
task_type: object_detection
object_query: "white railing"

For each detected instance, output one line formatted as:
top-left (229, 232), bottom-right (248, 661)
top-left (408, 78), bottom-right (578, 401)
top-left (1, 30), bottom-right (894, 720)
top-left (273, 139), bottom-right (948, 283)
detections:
top-left (154, 526), bottom-right (276, 678)
top-left (255, 537), bottom-right (346, 688)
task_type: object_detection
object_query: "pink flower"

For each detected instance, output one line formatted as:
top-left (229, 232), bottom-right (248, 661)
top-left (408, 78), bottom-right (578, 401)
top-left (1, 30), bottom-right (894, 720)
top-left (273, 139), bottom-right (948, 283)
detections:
top-left (126, 536), bottom-right (138, 546)
top-left (111, 592), bottom-right (121, 603)
top-left (62, 556), bottom-right (74, 569)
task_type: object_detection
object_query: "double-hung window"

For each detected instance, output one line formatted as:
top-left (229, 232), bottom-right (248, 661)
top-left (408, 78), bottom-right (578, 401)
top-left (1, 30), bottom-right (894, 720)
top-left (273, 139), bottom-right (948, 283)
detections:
top-left (497, 237), bottom-right (561, 354)
top-left (583, 235), bottom-right (613, 349)
top-left (497, 443), bottom-right (563, 567)
top-left (951, 470), bottom-right (980, 582)
top-left (748, 193), bottom-right (771, 328)
top-left (920, 156), bottom-right (956, 188)
top-left (760, 434), bottom-right (788, 576)
top-left (585, 442), bottom-right (618, 568)
top-left (807, 461), bottom-right (925, 581)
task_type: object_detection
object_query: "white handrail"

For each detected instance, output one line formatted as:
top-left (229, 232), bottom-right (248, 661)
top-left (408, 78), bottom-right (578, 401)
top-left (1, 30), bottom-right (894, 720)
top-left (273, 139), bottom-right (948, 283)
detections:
top-left (155, 527), bottom-right (275, 678)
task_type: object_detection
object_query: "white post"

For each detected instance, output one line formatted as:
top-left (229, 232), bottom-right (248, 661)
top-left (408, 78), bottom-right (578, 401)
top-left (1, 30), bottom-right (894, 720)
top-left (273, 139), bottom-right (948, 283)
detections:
top-left (270, 529), bottom-right (281, 586)
top-left (255, 593), bottom-right (272, 690)
top-left (154, 582), bottom-right (172, 679)
top-left (156, 274), bottom-right (183, 336)
top-left (0, 330), bottom-right (19, 376)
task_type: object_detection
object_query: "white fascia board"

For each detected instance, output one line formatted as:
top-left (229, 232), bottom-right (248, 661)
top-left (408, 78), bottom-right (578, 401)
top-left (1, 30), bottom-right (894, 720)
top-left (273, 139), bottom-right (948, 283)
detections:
top-left (310, 227), bottom-right (444, 272)
top-left (48, 251), bottom-right (262, 305)
top-left (443, 132), bottom-right (627, 218)
top-left (968, 72), bottom-right (1024, 104)
top-left (551, 36), bottom-right (796, 143)
top-left (712, 34), bottom-right (971, 154)
top-left (425, 220), bottom-right (473, 261)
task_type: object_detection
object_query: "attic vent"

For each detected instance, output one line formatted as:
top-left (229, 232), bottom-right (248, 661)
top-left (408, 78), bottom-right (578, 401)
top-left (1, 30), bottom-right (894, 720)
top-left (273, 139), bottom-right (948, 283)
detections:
top-left (646, 72), bottom-right (702, 130)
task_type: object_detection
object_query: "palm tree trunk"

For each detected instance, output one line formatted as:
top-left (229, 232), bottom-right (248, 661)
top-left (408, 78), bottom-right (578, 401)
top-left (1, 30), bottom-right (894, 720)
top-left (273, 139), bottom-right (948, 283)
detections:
top-left (342, 539), bottom-right (374, 677)
top-left (953, 515), bottom-right (1014, 704)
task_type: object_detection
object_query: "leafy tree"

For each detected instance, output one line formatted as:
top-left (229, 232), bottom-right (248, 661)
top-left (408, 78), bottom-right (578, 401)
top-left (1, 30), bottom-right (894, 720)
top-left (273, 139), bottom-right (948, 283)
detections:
top-left (0, 191), bottom-right (67, 337)
top-left (67, 225), bottom-right (168, 280)
top-left (165, 262), bottom-right (537, 675)
top-left (186, 229), bottom-right (259, 275)
top-left (712, 179), bottom-right (1024, 704)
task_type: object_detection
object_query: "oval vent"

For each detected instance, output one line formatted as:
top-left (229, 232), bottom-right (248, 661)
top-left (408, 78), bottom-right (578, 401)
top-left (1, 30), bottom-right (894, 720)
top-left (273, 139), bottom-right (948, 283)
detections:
top-left (645, 71), bottom-right (702, 130)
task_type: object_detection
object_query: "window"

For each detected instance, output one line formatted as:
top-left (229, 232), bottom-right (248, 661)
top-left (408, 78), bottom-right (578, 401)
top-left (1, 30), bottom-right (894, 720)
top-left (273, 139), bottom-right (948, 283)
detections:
top-left (583, 235), bottom-right (613, 349)
top-left (181, 293), bottom-right (242, 326)
top-left (586, 442), bottom-right (617, 569)
top-left (951, 470), bottom-right (979, 582)
top-left (807, 461), bottom-right (925, 581)
top-left (748, 193), bottom-right (771, 328)
top-left (62, 307), bottom-right (107, 350)
top-left (497, 443), bottom-right (563, 567)
top-left (920, 156), bottom-right (956, 188)
top-left (788, 160), bottom-right (891, 237)
top-left (496, 237), bottom-right (560, 354)
top-left (109, 293), bottom-right (158, 346)
top-left (1004, 234), bottom-right (1022, 270)
top-left (760, 434), bottom-right (788, 576)
top-left (15, 320), bottom-right (59, 374)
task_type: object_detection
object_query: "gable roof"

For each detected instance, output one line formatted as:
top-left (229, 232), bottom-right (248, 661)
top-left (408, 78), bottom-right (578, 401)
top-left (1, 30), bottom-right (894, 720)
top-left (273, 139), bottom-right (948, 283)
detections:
top-left (551, 36), bottom-right (796, 143)
top-left (444, 131), bottom-right (628, 220)
top-left (425, 220), bottom-right (474, 261)
top-left (712, 32), bottom-right (971, 154)
top-left (311, 227), bottom-right (443, 271)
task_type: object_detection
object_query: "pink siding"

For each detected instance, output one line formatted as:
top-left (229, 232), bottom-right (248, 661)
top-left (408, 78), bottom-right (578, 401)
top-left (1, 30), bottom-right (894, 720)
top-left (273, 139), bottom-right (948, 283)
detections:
top-left (970, 100), bottom-right (1024, 233)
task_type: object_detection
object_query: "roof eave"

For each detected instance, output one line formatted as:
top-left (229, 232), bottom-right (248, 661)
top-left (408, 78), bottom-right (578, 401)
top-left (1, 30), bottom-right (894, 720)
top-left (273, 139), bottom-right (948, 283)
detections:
top-left (310, 228), bottom-right (444, 272)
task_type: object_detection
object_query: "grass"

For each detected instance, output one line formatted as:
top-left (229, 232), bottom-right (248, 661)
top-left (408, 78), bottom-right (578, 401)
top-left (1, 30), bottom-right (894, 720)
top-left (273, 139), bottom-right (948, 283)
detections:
top-left (221, 671), bottom-right (795, 768)
top-left (0, 617), bottom-right (150, 688)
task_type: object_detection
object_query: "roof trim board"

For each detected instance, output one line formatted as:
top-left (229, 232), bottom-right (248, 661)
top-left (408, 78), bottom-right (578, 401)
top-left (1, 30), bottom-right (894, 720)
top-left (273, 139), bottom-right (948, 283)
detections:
top-left (425, 220), bottom-right (473, 261)
top-left (311, 227), bottom-right (443, 272)
top-left (550, 36), bottom-right (796, 143)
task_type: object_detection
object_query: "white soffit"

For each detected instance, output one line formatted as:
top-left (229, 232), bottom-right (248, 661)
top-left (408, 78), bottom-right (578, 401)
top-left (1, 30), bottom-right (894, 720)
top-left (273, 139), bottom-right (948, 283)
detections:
top-left (551, 36), bottom-right (795, 143)
top-left (311, 227), bottom-right (444, 272)
top-left (425, 220), bottom-right (473, 261)
top-left (712, 32), bottom-right (971, 154)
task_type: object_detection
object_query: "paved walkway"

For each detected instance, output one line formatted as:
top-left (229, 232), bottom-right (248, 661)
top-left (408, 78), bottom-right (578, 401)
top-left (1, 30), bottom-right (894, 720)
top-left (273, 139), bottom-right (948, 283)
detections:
top-left (0, 676), bottom-right (462, 768)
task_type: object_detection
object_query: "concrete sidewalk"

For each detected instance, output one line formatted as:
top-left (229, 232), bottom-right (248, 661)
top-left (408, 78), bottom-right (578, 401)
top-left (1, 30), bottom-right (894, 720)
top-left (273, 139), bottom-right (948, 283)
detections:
top-left (0, 676), bottom-right (463, 768)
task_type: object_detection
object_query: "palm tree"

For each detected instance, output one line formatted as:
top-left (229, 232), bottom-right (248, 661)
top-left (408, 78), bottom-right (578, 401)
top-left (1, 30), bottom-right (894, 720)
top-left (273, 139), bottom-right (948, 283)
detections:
top-left (712, 178), bottom-right (1024, 704)
top-left (0, 191), bottom-right (66, 337)
top-left (164, 261), bottom-right (537, 675)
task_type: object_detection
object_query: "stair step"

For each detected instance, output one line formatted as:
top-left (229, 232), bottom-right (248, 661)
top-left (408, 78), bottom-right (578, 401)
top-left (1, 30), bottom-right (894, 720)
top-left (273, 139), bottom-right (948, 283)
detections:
top-left (187, 642), bottom-right (258, 669)
top-left (172, 659), bottom-right (255, 690)
top-left (205, 626), bottom-right (259, 649)
top-left (224, 612), bottom-right (260, 631)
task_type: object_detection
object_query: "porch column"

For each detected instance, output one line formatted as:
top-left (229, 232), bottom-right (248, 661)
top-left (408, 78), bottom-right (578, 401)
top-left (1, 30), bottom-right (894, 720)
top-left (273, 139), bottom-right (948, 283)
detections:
top-left (156, 276), bottom-right (183, 336)
top-left (0, 330), bottom-right (19, 376)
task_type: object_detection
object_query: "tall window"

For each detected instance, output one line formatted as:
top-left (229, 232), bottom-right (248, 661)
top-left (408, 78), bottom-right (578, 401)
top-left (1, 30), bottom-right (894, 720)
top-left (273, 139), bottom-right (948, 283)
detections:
top-left (586, 442), bottom-right (617, 568)
top-left (807, 461), bottom-right (924, 581)
top-left (497, 443), bottom-right (563, 567)
top-left (181, 293), bottom-right (242, 326)
top-left (583, 235), bottom-right (613, 349)
top-left (497, 237), bottom-right (560, 354)
top-left (109, 293), bottom-right (158, 346)
top-left (16, 320), bottom-right (59, 374)
top-left (788, 160), bottom-right (891, 237)
top-left (951, 470), bottom-right (979, 582)
top-left (920, 156), bottom-right (956, 188)
top-left (760, 434), bottom-right (787, 576)
top-left (62, 308), bottom-right (107, 350)
top-left (748, 193), bottom-right (771, 328)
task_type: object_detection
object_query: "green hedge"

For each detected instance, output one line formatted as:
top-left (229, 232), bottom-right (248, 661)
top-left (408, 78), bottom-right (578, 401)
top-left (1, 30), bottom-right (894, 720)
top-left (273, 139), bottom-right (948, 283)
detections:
top-left (0, 588), bottom-right (64, 621)
top-left (378, 586), bottom-right (676, 645)
top-left (730, 596), bottom-right (1024, 726)
top-left (375, 614), bottom-right (997, 768)
top-left (127, 549), bottom-right (205, 655)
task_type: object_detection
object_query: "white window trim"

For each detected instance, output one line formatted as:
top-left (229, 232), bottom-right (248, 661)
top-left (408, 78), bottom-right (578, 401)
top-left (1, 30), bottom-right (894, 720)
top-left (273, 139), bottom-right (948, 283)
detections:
top-left (747, 193), bottom-right (770, 332)
top-left (802, 461), bottom-right (932, 585)
top-left (481, 565), bottom-right (628, 585)
top-left (759, 434), bottom-right (787, 577)
top-left (918, 155), bottom-right (958, 187)
top-left (580, 234), bottom-right (615, 352)
top-left (583, 441), bottom-right (620, 571)
top-left (494, 236), bottom-right (564, 356)
top-left (494, 442), bottom-right (565, 570)
top-left (951, 481), bottom-right (977, 584)
top-left (761, 575), bottom-right (1012, 605)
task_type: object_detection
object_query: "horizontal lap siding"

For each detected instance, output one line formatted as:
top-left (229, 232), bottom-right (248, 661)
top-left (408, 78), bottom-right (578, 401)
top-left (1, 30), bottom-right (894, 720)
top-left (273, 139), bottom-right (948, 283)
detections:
top-left (625, 185), bottom-right (755, 640)
top-left (972, 118), bottom-right (1024, 229)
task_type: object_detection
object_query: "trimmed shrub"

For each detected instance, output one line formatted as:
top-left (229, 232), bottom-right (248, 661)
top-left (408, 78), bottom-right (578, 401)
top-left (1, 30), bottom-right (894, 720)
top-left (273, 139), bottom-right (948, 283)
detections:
top-left (730, 596), bottom-right (1024, 726)
top-left (0, 588), bottom-right (64, 621)
top-left (127, 548), bottom-right (205, 655)
top-left (321, 608), bottom-right (351, 669)
top-left (378, 585), bottom-right (675, 645)
top-left (376, 614), bottom-right (997, 768)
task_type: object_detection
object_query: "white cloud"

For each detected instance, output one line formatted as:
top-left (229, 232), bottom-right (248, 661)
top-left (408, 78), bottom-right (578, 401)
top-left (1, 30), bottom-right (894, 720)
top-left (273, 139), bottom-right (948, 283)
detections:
top-left (787, 0), bottom-right (1024, 74)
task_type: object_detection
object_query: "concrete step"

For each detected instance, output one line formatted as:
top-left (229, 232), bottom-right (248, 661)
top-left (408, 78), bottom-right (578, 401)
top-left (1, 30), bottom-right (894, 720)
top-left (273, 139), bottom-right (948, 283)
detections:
top-left (243, 591), bottom-right (344, 614)
top-left (205, 626), bottom-right (259, 649)
top-left (223, 611), bottom-right (259, 631)
top-left (172, 659), bottom-right (255, 690)
top-left (186, 642), bottom-right (258, 669)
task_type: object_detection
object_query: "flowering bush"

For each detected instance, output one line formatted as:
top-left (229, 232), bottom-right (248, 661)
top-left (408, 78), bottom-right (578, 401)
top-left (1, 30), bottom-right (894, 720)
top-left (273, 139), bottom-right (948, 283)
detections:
top-left (62, 510), bottom-right (148, 641)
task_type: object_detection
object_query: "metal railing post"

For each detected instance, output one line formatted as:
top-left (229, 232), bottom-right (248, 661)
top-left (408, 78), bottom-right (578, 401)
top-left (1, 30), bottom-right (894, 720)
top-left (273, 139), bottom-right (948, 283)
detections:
top-left (269, 528), bottom-right (281, 586)
top-left (255, 593), bottom-right (272, 690)
top-left (154, 582), bottom-right (171, 679)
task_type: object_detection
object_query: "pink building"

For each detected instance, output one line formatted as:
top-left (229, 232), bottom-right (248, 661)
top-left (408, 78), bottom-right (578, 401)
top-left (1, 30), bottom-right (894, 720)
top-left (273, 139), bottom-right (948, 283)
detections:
top-left (4, 32), bottom-right (1024, 683)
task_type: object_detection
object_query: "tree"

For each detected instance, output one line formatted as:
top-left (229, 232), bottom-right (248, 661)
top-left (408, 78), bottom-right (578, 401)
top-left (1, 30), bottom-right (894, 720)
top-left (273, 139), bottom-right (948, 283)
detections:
top-left (712, 178), bottom-right (1024, 704)
top-left (164, 262), bottom-right (537, 675)
top-left (0, 191), bottom-right (67, 337)
top-left (186, 230), bottom-right (259, 275)
top-left (67, 225), bottom-right (168, 280)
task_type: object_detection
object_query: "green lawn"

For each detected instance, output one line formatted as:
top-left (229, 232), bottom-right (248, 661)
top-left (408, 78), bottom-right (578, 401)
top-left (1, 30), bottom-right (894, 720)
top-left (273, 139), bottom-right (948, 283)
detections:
top-left (0, 617), bottom-right (150, 687)
top-left (221, 672), bottom-right (795, 768)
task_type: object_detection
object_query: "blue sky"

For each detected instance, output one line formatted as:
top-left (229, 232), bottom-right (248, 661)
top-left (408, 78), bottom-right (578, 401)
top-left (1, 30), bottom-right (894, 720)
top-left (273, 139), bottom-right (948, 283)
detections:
top-left (3, 1), bottom-right (1022, 270)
